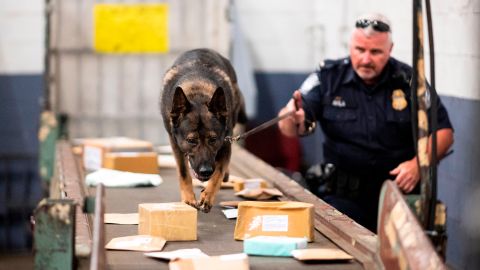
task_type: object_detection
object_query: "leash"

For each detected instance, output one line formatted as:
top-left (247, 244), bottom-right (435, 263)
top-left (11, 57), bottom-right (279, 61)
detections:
top-left (224, 110), bottom-right (296, 143)
top-left (225, 94), bottom-right (317, 143)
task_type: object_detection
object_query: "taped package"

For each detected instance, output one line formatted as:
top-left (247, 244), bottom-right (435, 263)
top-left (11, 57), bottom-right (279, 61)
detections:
top-left (103, 151), bottom-right (158, 174)
top-left (235, 188), bottom-right (283, 200)
top-left (233, 178), bottom-right (268, 192)
top-left (139, 202), bottom-right (197, 241)
top-left (234, 201), bottom-right (314, 242)
top-left (82, 137), bottom-right (153, 171)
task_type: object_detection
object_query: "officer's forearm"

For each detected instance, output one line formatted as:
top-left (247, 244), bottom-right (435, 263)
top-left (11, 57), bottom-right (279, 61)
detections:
top-left (428, 128), bottom-right (454, 160)
top-left (408, 128), bottom-right (453, 165)
top-left (423, 128), bottom-right (454, 162)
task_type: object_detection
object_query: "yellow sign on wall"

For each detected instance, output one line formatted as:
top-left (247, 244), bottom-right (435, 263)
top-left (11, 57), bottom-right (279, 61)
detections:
top-left (94, 3), bottom-right (169, 53)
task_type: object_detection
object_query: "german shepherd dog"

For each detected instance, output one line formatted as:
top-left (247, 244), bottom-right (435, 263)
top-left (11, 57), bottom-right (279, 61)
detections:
top-left (160, 48), bottom-right (247, 212)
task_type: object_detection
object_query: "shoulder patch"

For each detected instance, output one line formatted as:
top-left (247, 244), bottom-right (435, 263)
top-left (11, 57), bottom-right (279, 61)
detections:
top-left (320, 58), bottom-right (348, 70)
top-left (299, 73), bottom-right (320, 94)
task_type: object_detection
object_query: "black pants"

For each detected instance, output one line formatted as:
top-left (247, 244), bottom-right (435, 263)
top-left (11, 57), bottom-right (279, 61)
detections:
top-left (312, 169), bottom-right (385, 232)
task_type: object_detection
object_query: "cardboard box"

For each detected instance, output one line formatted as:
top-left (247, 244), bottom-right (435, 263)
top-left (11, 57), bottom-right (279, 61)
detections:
top-left (82, 137), bottom-right (153, 170)
top-left (169, 253), bottom-right (249, 270)
top-left (139, 203), bottom-right (197, 241)
top-left (103, 152), bottom-right (158, 174)
top-left (233, 178), bottom-right (268, 192)
top-left (234, 201), bottom-right (314, 242)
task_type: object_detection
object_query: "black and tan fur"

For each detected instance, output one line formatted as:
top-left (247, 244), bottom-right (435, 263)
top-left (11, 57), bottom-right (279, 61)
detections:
top-left (160, 48), bottom-right (246, 212)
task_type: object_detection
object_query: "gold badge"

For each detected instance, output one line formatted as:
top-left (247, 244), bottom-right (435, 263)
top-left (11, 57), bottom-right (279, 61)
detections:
top-left (392, 89), bottom-right (407, 111)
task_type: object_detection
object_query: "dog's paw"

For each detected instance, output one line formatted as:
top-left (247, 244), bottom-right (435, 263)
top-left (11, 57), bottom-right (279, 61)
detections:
top-left (196, 200), bottom-right (212, 213)
top-left (182, 199), bottom-right (198, 209)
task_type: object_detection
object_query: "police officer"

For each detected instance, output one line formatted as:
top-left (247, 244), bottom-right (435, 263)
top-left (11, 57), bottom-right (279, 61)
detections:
top-left (277, 13), bottom-right (454, 231)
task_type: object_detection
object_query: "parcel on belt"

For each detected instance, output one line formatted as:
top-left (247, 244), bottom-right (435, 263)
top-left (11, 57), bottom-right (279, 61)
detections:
top-left (234, 201), bottom-right (314, 242)
top-left (233, 178), bottom-right (268, 192)
top-left (139, 202), bottom-right (197, 241)
top-left (103, 151), bottom-right (158, 174)
top-left (82, 137), bottom-right (153, 171)
top-left (243, 236), bottom-right (307, 257)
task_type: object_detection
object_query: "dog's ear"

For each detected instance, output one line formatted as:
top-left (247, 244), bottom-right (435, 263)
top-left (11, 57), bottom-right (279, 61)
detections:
top-left (208, 87), bottom-right (227, 123)
top-left (171, 86), bottom-right (191, 126)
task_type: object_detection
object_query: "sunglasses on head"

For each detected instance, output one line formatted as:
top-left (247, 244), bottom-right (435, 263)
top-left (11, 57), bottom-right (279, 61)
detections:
top-left (355, 19), bottom-right (390, 32)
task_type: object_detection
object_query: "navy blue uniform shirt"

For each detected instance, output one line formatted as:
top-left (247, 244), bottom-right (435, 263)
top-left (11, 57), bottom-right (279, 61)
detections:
top-left (301, 57), bottom-right (453, 180)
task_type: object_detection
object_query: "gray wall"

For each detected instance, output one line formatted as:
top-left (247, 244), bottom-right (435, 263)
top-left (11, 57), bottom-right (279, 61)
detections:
top-left (0, 75), bottom-right (43, 250)
top-left (438, 96), bottom-right (480, 268)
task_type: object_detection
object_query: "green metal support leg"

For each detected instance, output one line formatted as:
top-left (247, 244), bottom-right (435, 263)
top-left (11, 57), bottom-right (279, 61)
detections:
top-left (34, 199), bottom-right (76, 270)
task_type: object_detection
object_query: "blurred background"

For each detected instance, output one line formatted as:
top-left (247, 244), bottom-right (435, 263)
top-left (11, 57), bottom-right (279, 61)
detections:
top-left (0, 0), bottom-right (478, 268)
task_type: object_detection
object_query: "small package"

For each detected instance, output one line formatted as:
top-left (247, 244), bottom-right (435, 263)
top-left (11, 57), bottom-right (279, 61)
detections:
top-left (169, 253), bottom-right (249, 270)
top-left (234, 201), bottom-right (314, 242)
top-left (233, 178), bottom-right (268, 192)
top-left (291, 248), bottom-right (353, 261)
top-left (139, 202), bottom-right (197, 241)
top-left (85, 169), bottom-right (162, 187)
top-left (145, 248), bottom-right (209, 261)
top-left (105, 235), bottom-right (166, 252)
top-left (103, 152), bottom-right (158, 174)
top-left (244, 236), bottom-right (307, 257)
top-left (235, 188), bottom-right (283, 200)
top-left (82, 137), bottom-right (153, 171)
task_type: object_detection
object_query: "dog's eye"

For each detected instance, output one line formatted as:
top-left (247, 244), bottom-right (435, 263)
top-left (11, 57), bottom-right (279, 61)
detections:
top-left (208, 137), bottom-right (217, 145)
top-left (186, 138), bottom-right (198, 146)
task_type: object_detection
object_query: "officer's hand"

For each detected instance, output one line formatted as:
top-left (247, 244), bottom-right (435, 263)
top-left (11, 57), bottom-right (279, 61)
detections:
top-left (390, 158), bottom-right (420, 193)
top-left (278, 90), bottom-right (306, 137)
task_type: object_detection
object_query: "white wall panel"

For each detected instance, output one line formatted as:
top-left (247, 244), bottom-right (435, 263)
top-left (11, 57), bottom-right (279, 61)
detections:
top-left (0, 0), bottom-right (44, 74)
top-left (437, 55), bottom-right (480, 100)
top-left (47, 0), bottom-right (231, 143)
top-left (236, 0), bottom-right (479, 99)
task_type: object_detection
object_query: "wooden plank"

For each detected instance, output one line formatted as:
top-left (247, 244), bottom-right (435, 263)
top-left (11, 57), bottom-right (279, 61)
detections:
top-left (377, 181), bottom-right (445, 270)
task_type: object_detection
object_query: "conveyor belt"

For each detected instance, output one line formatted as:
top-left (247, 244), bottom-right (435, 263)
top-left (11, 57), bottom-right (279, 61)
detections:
top-left (46, 141), bottom-right (446, 270)
top-left (102, 168), bottom-right (362, 269)
top-left (51, 141), bottom-right (368, 269)
top-left (100, 149), bottom-right (366, 269)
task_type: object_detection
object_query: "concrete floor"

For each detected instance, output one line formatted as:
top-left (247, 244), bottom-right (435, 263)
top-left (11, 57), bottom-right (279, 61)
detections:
top-left (0, 252), bottom-right (34, 270)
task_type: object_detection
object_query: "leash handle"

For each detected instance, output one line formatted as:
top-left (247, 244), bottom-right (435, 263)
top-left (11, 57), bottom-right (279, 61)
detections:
top-left (293, 92), bottom-right (302, 111)
top-left (224, 93), bottom-right (315, 143)
top-left (224, 110), bottom-right (296, 143)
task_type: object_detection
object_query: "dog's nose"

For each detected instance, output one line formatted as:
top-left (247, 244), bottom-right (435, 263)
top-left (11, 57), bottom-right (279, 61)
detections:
top-left (198, 165), bottom-right (213, 178)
